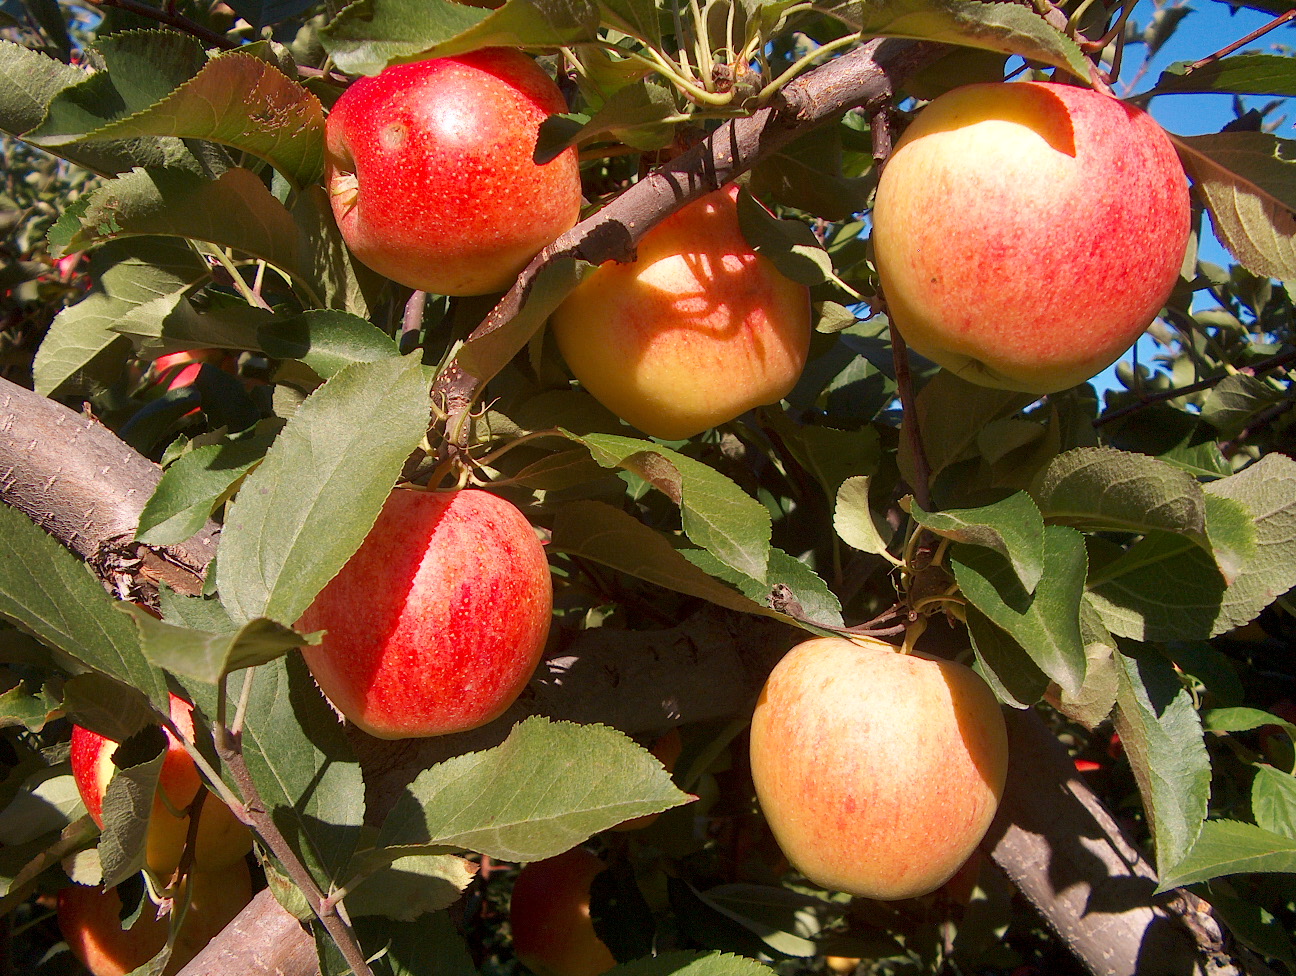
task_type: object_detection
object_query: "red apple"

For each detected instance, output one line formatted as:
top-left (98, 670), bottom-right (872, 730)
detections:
top-left (325, 48), bottom-right (582, 296)
top-left (872, 81), bottom-right (1190, 394)
top-left (297, 487), bottom-right (553, 739)
top-left (749, 636), bottom-right (1008, 900)
top-left (511, 847), bottom-right (616, 976)
top-left (550, 184), bottom-right (812, 440)
top-left (57, 859), bottom-right (253, 976)
top-left (70, 693), bottom-right (252, 881)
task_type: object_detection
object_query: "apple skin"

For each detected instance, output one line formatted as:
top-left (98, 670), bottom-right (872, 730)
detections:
top-left (510, 847), bottom-right (617, 976)
top-left (550, 185), bottom-right (812, 440)
top-left (325, 48), bottom-right (582, 297)
top-left (70, 693), bottom-right (253, 881)
top-left (57, 859), bottom-right (253, 976)
top-left (872, 81), bottom-right (1190, 395)
top-left (297, 487), bottom-right (553, 739)
top-left (749, 636), bottom-right (1008, 900)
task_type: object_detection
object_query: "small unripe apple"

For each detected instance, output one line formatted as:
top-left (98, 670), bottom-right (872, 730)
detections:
top-left (325, 48), bottom-right (582, 296)
top-left (872, 81), bottom-right (1190, 394)
top-left (70, 693), bottom-right (253, 881)
top-left (749, 636), bottom-right (1008, 900)
top-left (550, 185), bottom-right (812, 440)
top-left (57, 859), bottom-right (253, 976)
top-left (511, 847), bottom-right (616, 976)
top-left (297, 487), bottom-right (552, 739)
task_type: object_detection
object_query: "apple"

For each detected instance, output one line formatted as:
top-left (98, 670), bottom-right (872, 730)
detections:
top-left (749, 636), bottom-right (1008, 900)
top-left (325, 48), bottom-right (582, 296)
top-left (612, 727), bottom-right (682, 831)
top-left (57, 858), bottom-right (253, 976)
top-left (510, 846), bottom-right (616, 976)
top-left (70, 693), bottom-right (253, 881)
top-left (872, 81), bottom-right (1190, 395)
top-left (550, 184), bottom-right (812, 440)
top-left (297, 487), bottom-right (552, 739)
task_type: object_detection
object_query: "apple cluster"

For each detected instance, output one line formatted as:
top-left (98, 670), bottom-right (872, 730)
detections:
top-left (63, 693), bottom-right (255, 975)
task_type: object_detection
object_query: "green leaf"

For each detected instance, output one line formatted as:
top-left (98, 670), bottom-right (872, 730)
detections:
top-left (136, 422), bottom-right (281, 546)
top-left (240, 655), bottom-right (363, 887)
top-left (750, 123), bottom-right (874, 222)
top-left (317, 910), bottom-right (477, 976)
top-left (680, 548), bottom-right (844, 631)
top-left (606, 952), bottom-right (775, 976)
top-left (536, 78), bottom-right (677, 162)
top-left (735, 188), bottom-right (836, 287)
top-left (951, 525), bottom-right (1087, 697)
top-left (834, 476), bottom-right (894, 558)
top-left (1174, 131), bottom-right (1296, 281)
top-left (30, 30), bottom-right (206, 140)
top-left (375, 717), bottom-right (691, 861)
top-left (1152, 53), bottom-right (1296, 98)
top-left (910, 492), bottom-right (1045, 594)
top-left (31, 51), bottom-right (326, 189)
top-left (217, 355), bottom-right (432, 625)
top-left (1252, 765), bottom-right (1296, 840)
top-left (343, 854), bottom-right (477, 920)
top-left (321, 0), bottom-right (600, 76)
top-left (0, 681), bottom-right (62, 732)
top-left (762, 411), bottom-right (880, 502)
top-left (897, 370), bottom-right (1035, 487)
top-left (98, 732), bottom-right (166, 887)
top-left (34, 238), bottom-right (209, 397)
top-left (121, 603), bottom-right (316, 684)
top-left (0, 505), bottom-right (168, 706)
top-left (290, 186), bottom-right (386, 321)
top-left (1199, 372), bottom-right (1286, 439)
top-left (848, 0), bottom-right (1089, 78)
top-left (256, 310), bottom-right (401, 379)
top-left (549, 501), bottom-right (781, 619)
top-left (47, 168), bottom-right (310, 292)
top-left (1030, 446), bottom-right (1209, 551)
top-left (693, 884), bottom-right (845, 958)
top-left (567, 432), bottom-right (772, 581)
top-left (1114, 649), bottom-right (1211, 879)
top-left (966, 606), bottom-right (1049, 709)
top-left (1158, 819), bottom-right (1296, 890)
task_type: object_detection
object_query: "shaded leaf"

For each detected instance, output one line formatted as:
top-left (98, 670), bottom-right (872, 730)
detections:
top-left (343, 854), bottom-right (477, 920)
top-left (1115, 649), bottom-right (1210, 879)
top-left (257, 309), bottom-right (401, 379)
top-left (1252, 765), bottom-right (1296, 840)
top-left (834, 476), bottom-right (893, 558)
top-left (1174, 131), bottom-right (1296, 281)
top-left (951, 525), bottom-right (1087, 697)
top-left (910, 492), bottom-right (1044, 593)
top-left (1152, 53), bottom-right (1296, 98)
top-left (736, 188), bottom-right (835, 287)
top-left (966, 606), bottom-right (1049, 709)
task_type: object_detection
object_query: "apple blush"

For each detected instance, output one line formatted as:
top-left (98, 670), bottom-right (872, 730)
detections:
top-left (872, 81), bottom-right (1191, 395)
top-left (325, 48), bottom-right (582, 296)
top-left (297, 487), bottom-right (552, 739)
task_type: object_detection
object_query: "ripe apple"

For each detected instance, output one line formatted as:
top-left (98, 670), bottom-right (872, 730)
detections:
top-left (70, 693), bottom-right (253, 881)
top-left (325, 48), bottom-right (582, 296)
top-left (297, 487), bottom-right (552, 739)
top-left (550, 184), bottom-right (812, 440)
top-left (57, 859), bottom-right (253, 976)
top-left (510, 846), bottom-right (616, 976)
top-left (612, 727), bottom-right (682, 831)
top-left (872, 81), bottom-right (1190, 395)
top-left (749, 636), bottom-right (1009, 900)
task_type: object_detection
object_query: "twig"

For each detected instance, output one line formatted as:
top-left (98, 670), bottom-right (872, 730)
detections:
top-left (1094, 348), bottom-right (1296, 427)
top-left (1184, 8), bottom-right (1296, 72)
top-left (88, 0), bottom-right (238, 50)
top-left (1220, 395), bottom-right (1296, 455)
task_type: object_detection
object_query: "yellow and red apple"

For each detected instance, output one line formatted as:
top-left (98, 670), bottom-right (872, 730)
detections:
top-left (57, 859), bottom-right (253, 976)
top-left (325, 48), bottom-right (582, 296)
top-left (70, 693), bottom-right (252, 881)
top-left (872, 81), bottom-right (1190, 394)
top-left (510, 846), bottom-right (616, 976)
top-left (550, 184), bottom-right (812, 440)
top-left (297, 487), bottom-right (552, 739)
top-left (749, 636), bottom-right (1008, 900)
